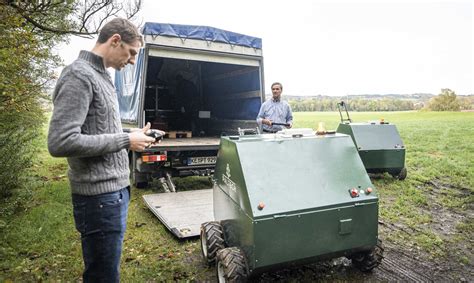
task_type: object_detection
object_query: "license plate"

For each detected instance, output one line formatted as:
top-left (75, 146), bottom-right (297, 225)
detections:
top-left (188, 156), bottom-right (217, 165)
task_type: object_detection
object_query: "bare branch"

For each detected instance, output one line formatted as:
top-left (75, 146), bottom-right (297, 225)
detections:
top-left (2, 0), bottom-right (143, 38)
top-left (124, 0), bottom-right (142, 20)
top-left (81, 0), bottom-right (117, 33)
top-left (5, 2), bottom-right (95, 37)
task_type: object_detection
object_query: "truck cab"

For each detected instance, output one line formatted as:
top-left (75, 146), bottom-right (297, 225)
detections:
top-left (115, 23), bottom-right (265, 187)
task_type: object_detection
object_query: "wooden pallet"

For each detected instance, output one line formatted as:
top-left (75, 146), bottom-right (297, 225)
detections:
top-left (166, 131), bottom-right (192, 139)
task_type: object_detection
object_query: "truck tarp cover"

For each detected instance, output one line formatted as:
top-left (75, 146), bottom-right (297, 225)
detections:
top-left (141, 22), bottom-right (262, 49)
top-left (115, 48), bottom-right (144, 123)
top-left (115, 23), bottom-right (263, 124)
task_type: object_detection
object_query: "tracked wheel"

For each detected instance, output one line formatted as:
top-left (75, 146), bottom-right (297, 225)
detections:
top-left (390, 167), bottom-right (407, 180)
top-left (351, 239), bottom-right (384, 272)
top-left (397, 167), bottom-right (407, 180)
top-left (216, 247), bottom-right (248, 283)
top-left (200, 221), bottom-right (225, 265)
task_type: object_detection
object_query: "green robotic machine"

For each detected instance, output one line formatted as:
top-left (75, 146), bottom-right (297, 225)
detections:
top-left (200, 130), bottom-right (383, 281)
top-left (336, 101), bottom-right (407, 180)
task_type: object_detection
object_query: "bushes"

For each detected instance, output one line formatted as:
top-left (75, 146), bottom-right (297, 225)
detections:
top-left (0, 7), bottom-right (52, 198)
top-left (426, 89), bottom-right (461, 111)
top-left (0, 109), bottom-right (44, 198)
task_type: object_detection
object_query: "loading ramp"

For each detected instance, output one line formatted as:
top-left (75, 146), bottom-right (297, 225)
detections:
top-left (143, 189), bottom-right (214, 238)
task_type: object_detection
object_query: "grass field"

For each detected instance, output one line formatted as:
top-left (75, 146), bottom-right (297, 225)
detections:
top-left (0, 111), bottom-right (472, 281)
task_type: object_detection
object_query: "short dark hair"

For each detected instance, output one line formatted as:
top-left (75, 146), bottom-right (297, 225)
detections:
top-left (271, 82), bottom-right (283, 90)
top-left (97, 18), bottom-right (143, 46)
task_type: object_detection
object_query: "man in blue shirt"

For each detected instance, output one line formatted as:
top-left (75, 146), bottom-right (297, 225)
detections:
top-left (256, 82), bottom-right (293, 133)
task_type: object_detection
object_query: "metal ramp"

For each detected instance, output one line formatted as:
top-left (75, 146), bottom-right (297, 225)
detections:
top-left (143, 189), bottom-right (214, 238)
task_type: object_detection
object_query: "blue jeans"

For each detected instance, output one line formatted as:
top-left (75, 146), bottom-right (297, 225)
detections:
top-left (72, 187), bottom-right (130, 283)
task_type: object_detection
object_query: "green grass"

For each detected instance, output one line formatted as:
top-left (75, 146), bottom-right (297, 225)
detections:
top-left (0, 111), bottom-right (472, 280)
top-left (0, 125), bottom-right (213, 281)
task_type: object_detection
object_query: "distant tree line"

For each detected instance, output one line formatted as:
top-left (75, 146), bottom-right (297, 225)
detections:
top-left (285, 89), bottom-right (473, 112)
top-left (288, 97), bottom-right (418, 112)
top-left (457, 96), bottom-right (474, 111)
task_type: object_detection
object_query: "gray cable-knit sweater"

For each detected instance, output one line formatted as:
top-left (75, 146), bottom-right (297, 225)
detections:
top-left (48, 51), bottom-right (131, 196)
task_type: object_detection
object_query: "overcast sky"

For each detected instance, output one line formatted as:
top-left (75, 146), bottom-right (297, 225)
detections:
top-left (55, 0), bottom-right (473, 96)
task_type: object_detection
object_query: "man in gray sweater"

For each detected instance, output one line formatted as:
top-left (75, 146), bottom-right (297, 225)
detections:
top-left (48, 18), bottom-right (156, 282)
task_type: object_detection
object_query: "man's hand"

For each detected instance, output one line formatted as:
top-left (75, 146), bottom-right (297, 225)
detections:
top-left (262, 118), bottom-right (273, 126)
top-left (128, 122), bottom-right (157, 152)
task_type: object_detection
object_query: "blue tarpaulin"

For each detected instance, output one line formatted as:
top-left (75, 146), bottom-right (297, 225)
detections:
top-left (142, 22), bottom-right (262, 49)
top-left (115, 49), bottom-right (144, 123)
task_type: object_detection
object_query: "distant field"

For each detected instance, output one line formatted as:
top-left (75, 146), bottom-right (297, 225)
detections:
top-left (297, 111), bottom-right (473, 276)
top-left (295, 111), bottom-right (473, 188)
top-left (0, 111), bottom-right (472, 281)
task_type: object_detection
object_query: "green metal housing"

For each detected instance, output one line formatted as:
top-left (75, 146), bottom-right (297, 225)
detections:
top-left (213, 133), bottom-right (379, 275)
top-left (336, 122), bottom-right (405, 176)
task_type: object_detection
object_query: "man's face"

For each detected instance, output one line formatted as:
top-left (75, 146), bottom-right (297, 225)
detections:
top-left (109, 36), bottom-right (141, 70)
top-left (272, 84), bottom-right (282, 100)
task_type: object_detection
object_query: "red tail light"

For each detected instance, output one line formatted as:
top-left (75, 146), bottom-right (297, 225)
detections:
top-left (142, 154), bottom-right (167, 163)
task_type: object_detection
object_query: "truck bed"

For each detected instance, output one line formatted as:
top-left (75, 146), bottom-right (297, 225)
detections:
top-left (150, 137), bottom-right (221, 151)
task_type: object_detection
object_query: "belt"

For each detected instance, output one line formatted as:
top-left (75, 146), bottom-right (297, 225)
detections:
top-left (263, 129), bottom-right (278, 133)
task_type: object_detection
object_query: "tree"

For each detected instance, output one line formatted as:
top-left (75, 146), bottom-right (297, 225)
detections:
top-left (457, 95), bottom-right (474, 111)
top-left (3, 0), bottom-right (141, 38)
top-left (287, 96), bottom-right (416, 112)
top-left (426, 88), bottom-right (461, 111)
top-left (0, 0), bottom-right (142, 198)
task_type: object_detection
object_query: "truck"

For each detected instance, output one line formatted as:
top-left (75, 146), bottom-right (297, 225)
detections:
top-left (115, 22), bottom-right (265, 189)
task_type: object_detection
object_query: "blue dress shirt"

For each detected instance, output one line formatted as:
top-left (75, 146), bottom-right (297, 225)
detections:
top-left (256, 98), bottom-right (293, 132)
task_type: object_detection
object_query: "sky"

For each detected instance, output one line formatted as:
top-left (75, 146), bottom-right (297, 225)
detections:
top-left (55, 0), bottom-right (473, 96)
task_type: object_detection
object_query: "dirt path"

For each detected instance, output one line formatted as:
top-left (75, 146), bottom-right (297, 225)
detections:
top-left (192, 224), bottom-right (472, 282)
top-left (374, 244), bottom-right (460, 282)
top-left (193, 240), bottom-right (471, 282)
top-left (256, 244), bottom-right (467, 282)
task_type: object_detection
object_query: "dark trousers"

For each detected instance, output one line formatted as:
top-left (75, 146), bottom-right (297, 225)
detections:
top-left (72, 187), bottom-right (130, 283)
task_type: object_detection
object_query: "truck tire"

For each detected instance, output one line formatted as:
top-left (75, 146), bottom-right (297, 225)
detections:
top-left (216, 247), bottom-right (248, 282)
top-left (351, 239), bottom-right (384, 272)
top-left (200, 221), bottom-right (225, 265)
top-left (135, 181), bottom-right (148, 189)
top-left (133, 172), bottom-right (149, 188)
